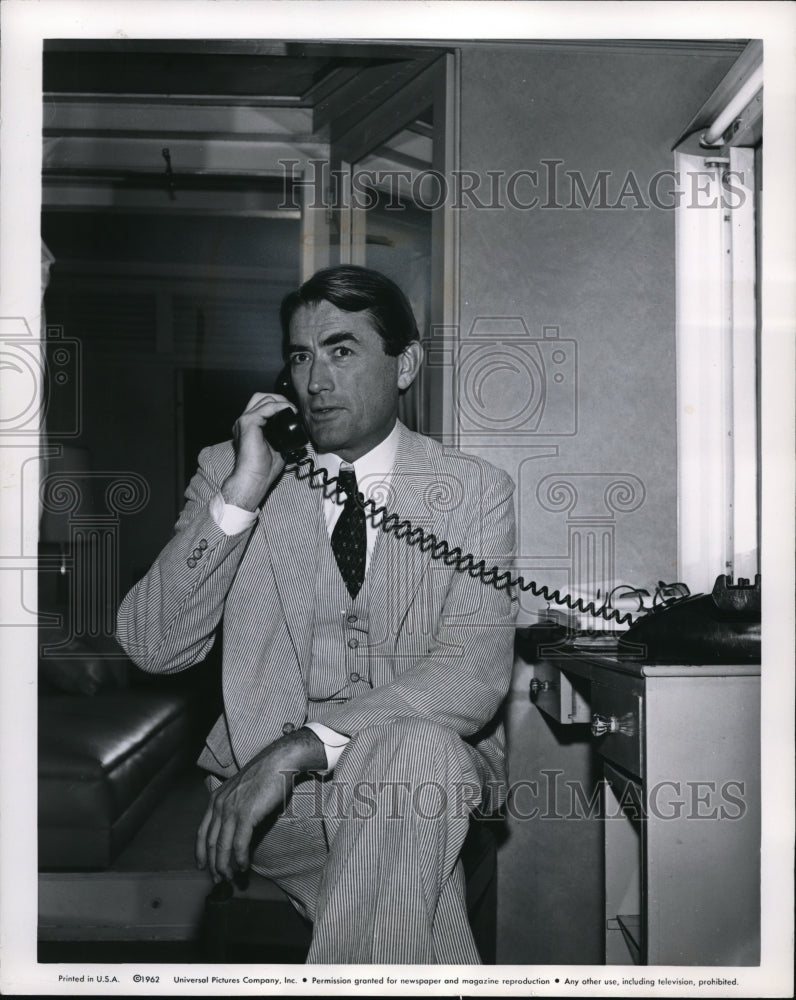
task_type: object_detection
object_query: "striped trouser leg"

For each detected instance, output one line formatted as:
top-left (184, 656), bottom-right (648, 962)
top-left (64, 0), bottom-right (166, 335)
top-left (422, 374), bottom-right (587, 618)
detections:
top-left (306, 718), bottom-right (485, 965)
top-left (248, 775), bottom-right (329, 924)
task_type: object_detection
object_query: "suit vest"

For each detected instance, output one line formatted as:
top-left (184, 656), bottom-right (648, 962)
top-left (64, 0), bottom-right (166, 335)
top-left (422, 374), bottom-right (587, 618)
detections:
top-left (306, 511), bottom-right (374, 722)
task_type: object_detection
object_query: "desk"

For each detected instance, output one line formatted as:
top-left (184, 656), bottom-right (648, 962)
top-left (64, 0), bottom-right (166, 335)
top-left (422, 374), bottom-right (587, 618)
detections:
top-left (530, 650), bottom-right (760, 966)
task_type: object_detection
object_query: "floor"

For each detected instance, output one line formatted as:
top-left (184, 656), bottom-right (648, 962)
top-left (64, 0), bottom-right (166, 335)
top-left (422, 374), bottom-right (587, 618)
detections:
top-left (112, 766), bottom-right (208, 871)
top-left (38, 768), bottom-right (309, 964)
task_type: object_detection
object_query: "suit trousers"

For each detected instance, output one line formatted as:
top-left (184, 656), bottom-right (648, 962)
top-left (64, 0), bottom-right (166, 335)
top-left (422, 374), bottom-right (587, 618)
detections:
top-left (247, 718), bottom-right (487, 964)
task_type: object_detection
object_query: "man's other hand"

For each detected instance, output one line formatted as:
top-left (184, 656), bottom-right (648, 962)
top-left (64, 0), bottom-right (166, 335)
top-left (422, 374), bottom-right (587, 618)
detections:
top-left (196, 727), bottom-right (327, 882)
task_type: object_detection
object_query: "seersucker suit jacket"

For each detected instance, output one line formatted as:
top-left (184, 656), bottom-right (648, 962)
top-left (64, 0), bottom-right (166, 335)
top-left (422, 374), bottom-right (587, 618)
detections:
top-left (116, 421), bottom-right (518, 809)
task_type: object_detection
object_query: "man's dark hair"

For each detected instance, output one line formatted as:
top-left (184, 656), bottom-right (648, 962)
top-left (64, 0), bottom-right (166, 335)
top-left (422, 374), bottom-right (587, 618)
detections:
top-left (280, 265), bottom-right (420, 358)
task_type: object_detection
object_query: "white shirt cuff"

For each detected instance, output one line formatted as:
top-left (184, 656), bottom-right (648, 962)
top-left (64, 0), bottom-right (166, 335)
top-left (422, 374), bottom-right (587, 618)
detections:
top-left (304, 722), bottom-right (350, 772)
top-left (210, 493), bottom-right (259, 536)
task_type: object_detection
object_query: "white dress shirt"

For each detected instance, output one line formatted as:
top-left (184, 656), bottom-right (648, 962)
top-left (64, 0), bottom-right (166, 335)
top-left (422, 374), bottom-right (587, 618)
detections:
top-left (210, 422), bottom-right (400, 770)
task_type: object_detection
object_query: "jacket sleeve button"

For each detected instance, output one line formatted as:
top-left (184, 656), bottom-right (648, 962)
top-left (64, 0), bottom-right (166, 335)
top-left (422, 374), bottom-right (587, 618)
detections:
top-left (193, 548), bottom-right (203, 558)
top-left (199, 539), bottom-right (208, 549)
top-left (282, 722), bottom-right (295, 735)
top-left (187, 557), bottom-right (197, 568)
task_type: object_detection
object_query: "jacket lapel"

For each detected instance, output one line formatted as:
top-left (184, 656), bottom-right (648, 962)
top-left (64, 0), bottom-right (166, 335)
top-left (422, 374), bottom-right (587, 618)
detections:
top-left (259, 455), bottom-right (323, 672)
top-left (367, 425), bottom-right (447, 640)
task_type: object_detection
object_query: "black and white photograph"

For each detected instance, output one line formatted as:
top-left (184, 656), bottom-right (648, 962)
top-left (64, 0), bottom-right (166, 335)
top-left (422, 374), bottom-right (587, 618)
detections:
top-left (0, 1), bottom-right (793, 996)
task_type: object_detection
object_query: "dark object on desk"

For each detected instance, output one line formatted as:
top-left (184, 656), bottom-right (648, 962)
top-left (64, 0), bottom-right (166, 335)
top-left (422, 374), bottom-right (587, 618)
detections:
top-left (618, 574), bottom-right (761, 664)
top-left (515, 622), bottom-right (571, 662)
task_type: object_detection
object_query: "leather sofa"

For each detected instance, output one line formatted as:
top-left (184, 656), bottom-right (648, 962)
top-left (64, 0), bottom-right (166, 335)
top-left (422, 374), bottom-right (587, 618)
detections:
top-left (38, 639), bottom-right (218, 871)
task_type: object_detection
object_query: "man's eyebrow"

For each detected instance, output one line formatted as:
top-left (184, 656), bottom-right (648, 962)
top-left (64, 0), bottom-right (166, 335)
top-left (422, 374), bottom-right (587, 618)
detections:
top-left (320, 331), bottom-right (359, 348)
top-left (288, 332), bottom-right (359, 354)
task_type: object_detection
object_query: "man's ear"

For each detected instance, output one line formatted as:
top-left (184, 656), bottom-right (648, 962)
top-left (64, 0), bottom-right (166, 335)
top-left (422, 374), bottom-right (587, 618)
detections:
top-left (396, 340), bottom-right (423, 391)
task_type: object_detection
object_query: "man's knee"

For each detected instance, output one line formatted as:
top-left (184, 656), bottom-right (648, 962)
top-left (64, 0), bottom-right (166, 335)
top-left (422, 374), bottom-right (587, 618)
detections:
top-left (318, 719), bottom-right (482, 828)
top-left (339, 719), bottom-right (481, 814)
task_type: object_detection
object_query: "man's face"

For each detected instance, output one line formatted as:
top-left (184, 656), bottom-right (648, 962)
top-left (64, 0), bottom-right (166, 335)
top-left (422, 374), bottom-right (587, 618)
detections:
top-left (287, 300), bottom-right (410, 462)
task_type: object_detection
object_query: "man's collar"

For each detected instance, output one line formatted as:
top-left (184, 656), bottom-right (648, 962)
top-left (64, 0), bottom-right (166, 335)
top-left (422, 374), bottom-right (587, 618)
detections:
top-left (315, 421), bottom-right (402, 489)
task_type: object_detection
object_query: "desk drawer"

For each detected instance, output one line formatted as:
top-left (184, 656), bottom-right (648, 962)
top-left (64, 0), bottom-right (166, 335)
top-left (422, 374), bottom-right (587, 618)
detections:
top-left (531, 662), bottom-right (591, 724)
top-left (591, 678), bottom-right (643, 777)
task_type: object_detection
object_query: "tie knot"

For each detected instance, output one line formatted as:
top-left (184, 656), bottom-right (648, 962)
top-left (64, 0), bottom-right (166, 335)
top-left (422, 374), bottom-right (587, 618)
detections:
top-left (338, 465), bottom-right (358, 498)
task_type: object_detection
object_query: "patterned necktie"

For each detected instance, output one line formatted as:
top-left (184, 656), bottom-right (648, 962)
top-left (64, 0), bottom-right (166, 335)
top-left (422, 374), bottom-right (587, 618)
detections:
top-left (331, 465), bottom-right (366, 599)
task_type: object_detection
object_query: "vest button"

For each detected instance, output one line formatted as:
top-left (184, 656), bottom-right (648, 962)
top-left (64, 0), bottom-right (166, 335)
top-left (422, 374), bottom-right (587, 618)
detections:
top-left (282, 722), bottom-right (295, 735)
top-left (347, 614), bottom-right (358, 624)
top-left (349, 671), bottom-right (361, 683)
top-left (347, 637), bottom-right (359, 649)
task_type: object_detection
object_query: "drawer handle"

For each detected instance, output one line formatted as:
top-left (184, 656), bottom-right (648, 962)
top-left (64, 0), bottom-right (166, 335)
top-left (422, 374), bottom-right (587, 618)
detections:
top-left (529, 677), bottom-right (557, 701)
top-left (591, 712), bottom-right (635, 738)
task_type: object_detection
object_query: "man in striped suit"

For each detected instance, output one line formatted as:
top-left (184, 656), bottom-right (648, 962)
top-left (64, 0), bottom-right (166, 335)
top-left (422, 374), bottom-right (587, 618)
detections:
top-left (117, 265), bottom-right (517, 963)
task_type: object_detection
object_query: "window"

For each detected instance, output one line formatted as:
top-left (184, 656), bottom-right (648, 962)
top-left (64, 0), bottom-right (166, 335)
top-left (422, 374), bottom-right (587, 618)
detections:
top-left (673, 41), bottom-right (762, 592)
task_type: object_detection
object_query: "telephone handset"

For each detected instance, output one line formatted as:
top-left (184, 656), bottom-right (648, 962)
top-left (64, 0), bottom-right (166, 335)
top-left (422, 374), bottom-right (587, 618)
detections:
top-left (264, 407), bottom-right (309, 459)
top-left (264, 366), bottom-right (309, 458)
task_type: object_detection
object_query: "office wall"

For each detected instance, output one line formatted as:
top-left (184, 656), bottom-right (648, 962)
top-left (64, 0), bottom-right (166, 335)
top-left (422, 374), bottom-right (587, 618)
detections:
top-left (458, 43), bottom-right (739, 598)
top-left (454, 44), bottom-right (740, 964)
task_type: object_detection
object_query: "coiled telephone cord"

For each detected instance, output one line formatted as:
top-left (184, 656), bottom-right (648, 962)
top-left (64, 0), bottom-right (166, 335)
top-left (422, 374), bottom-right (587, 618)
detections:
top-left (289, 452), bottom-right (636, 626)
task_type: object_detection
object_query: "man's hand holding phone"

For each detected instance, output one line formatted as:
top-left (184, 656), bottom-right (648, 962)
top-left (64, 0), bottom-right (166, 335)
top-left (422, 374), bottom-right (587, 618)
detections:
top-left (221, 392), bottom-right (296, 511)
